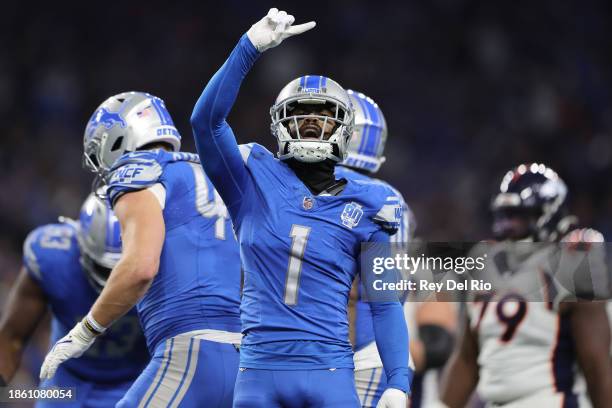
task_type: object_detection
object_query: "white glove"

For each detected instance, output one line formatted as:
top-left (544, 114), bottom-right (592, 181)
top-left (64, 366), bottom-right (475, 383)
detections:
top-left (39, 320), bottom-right (98, 380)
top-left (376, 388), bottom-right (407, 408)
top-left (246, 8), bottom-right (316, 52)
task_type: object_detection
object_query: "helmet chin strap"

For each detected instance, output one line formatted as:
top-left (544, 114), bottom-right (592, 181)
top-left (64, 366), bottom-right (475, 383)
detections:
top-left (286, 158), bottom-right (339, 195)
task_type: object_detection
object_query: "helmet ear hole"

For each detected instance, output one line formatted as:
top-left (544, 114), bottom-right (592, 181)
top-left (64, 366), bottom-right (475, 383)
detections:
top-left (110, 136), bottom-right (124, 152)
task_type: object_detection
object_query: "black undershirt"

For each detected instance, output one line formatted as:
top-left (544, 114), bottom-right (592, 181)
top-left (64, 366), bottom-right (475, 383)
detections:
top-left (287, 158), bottom-right (344, 196)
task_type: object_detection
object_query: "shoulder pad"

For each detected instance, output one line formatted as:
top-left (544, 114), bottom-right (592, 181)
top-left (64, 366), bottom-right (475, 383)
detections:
top-left (23, 229), bottom-right (42, 280)
top-left (562, 228), bottom-right (605, 244)
top-left (375, 180), bottom-right (416, 240)
top-left (168, 151), bottom-right (201, 164)
top-left (373, 194), bottom-right (402, 234)
top-left (238, 143), bottom-right (255, 164)
top-left (107, 151), bottom-right (164, 206)
top-left (23, 224), bottom-right (76, 281)
top-left (242, 143), bottom-right (273, 162)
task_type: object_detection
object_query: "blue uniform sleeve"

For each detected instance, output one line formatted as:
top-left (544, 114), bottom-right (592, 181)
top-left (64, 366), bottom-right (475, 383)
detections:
top-left (368, 229), bottom-right (412, 393)
top-left (388, 188), bottom-right (416, 245)
top-left (190, 34), bottom-right (260, 218)
top-left (372, 188), bottom-right (402, 236)
top-left (106, 151), bottom-right (164, 208)
top-left (22, 224), bottom-right (76, 291)
top-left (22, 228), bottom-right (43, 282)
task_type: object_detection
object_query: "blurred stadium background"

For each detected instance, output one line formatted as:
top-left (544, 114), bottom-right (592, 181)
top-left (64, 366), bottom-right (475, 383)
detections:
top-left (1, 0), bottom-right (611, 401)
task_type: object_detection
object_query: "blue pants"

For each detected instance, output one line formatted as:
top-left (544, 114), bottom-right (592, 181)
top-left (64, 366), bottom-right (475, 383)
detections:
top-left (233, 368), bottom-right (360, 407)
top-left (117, 334), bottom-right (240, 408)
top-left (36, 367), bottom-right (133, 408)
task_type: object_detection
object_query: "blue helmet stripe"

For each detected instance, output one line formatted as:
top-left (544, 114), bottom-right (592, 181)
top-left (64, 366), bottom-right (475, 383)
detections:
top-left (321, 76), bottom-right (328, 89)
top-left (111, 217), bottom-right (122, 251)
top-left (105, 213), bottom-right (112, 249)
top-left (305, 75), bottom-right (322, 90)
top-left (363, 99), bottom-right (381, 156)
top-left (354, 95), bottom-right (371, 154)
top-left (150, 97), bottom-right (174, 126)
top-left (299, 76), bottom-right (306, 88)
top-left (150, 98), bottom-right (165, 125)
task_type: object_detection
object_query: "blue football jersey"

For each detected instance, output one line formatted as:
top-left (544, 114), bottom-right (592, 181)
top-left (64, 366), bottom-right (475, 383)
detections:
top-left (22, 223), bottom-right (149, 383)
top-left (232, 144), bottom-right (401, 369)
top-left (335, 166), bottom-right (415, 351)
top-left (106, 149), bottom-right (242, 352)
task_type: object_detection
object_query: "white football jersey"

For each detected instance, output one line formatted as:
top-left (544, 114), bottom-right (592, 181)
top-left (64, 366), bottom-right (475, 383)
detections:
top-left (467, 240), bottom-right (599, 405)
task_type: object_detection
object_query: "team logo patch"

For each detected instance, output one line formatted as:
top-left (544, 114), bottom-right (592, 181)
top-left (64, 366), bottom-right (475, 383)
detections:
top-left (93, 107), bottom-right (127, 129)
top-left (341, 202), bottom-right (363, 229)
top-left (302, 196), bottom-right (314, 210)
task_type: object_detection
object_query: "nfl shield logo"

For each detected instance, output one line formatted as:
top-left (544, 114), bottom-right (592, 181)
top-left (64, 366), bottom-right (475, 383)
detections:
top-left (302, 197), bottom-right (314, 210)
top-left (341, 202), bottom-right (363, 229)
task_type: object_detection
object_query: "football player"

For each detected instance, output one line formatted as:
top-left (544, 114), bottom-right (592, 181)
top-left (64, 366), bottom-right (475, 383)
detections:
top-left (0, 193), bottom-right (149, 407)
top-left (440, 164), bottom-right (612, 407)
top-left (191, 8), bottom-right (411, 408)
top-left (338, 90), bottom-right (456, 408)
top-left (39, 92), bottom-right (243, 407)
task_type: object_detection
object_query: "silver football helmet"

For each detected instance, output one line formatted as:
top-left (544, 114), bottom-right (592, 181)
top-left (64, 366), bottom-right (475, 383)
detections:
top-left (74, 190), bottom-right (122, 292)
top-left (270, 75), bottom-right (354, 163)
top-left (341, 90), bottom-right (388, 173)
top-left (83, 91), bottom-right (181, 178)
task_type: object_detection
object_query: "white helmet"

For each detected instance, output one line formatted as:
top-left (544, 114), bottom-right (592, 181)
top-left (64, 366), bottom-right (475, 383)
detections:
top-left (83, 91), bottom-right (181, 176)
top-left (270, 75), bottom-right (354, 163)
top-left (342, 90), bottom-right (388, 173)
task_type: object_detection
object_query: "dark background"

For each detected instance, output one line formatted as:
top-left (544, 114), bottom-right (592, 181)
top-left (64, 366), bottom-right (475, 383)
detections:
top-left (1, 0), bottom-right (611, 396)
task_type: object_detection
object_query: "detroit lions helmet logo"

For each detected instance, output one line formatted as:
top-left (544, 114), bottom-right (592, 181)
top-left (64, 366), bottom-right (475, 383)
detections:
top-left (86, 107), bottom-right (128, 139)
top-left (341, 202), bottom-right (363, 229)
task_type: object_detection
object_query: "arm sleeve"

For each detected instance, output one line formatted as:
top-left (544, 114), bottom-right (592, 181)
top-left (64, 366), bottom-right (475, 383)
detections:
top-left (190, 34), bottom-right (260, 217)
top-left (368, 229), bottom-right (412, 393)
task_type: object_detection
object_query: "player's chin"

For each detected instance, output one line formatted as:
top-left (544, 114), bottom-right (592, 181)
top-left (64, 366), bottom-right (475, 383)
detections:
top-left (299, 127), bottom-right (322, 140)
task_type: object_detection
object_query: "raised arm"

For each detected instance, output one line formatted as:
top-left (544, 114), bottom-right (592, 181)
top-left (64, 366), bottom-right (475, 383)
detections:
top-left (190, 8), bottom-right (315, 215)
top-left (190, 33), bottom-right (259, 214)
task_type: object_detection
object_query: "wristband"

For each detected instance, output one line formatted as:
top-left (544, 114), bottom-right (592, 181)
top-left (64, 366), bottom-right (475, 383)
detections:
top-left (83, 312), bottom-right (107, 336)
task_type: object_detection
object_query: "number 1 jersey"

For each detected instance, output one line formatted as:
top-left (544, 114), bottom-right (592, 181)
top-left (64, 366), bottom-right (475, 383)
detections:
top-left (234, 143), bottom-right (401, 369)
